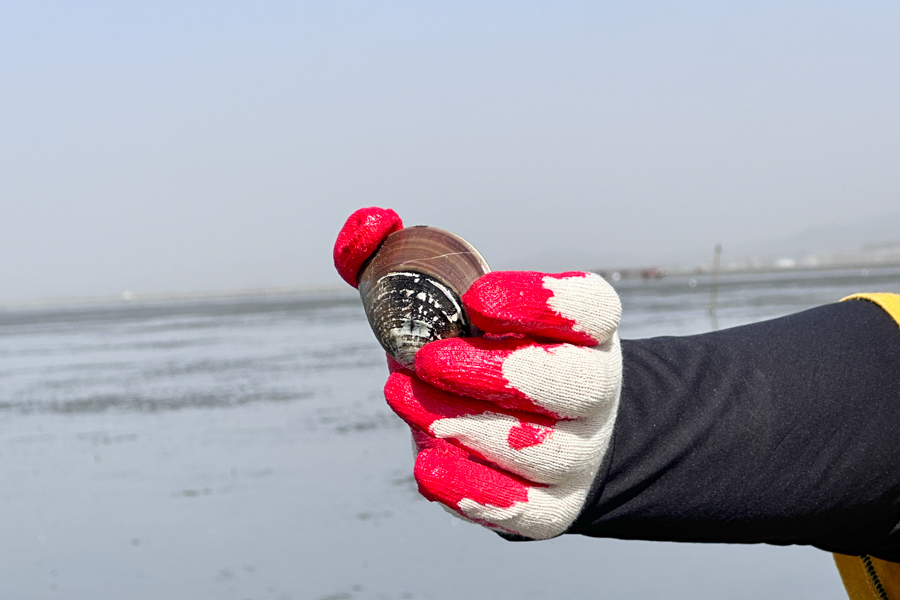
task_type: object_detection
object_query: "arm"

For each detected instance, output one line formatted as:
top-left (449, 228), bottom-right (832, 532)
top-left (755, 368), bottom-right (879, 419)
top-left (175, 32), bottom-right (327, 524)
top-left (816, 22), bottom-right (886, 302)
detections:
top-left (574, 298), bottom-right (900, 561)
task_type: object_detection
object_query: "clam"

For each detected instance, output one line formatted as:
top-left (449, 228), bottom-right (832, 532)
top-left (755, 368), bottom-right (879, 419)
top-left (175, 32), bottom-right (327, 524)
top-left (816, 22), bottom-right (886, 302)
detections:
top-left (358, 226), bottom-right (491, 367)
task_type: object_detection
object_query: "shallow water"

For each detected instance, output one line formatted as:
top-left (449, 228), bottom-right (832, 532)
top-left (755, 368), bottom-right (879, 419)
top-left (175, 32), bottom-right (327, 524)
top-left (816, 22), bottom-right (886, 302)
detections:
top-left (2, 267), bottom-right (898, 599)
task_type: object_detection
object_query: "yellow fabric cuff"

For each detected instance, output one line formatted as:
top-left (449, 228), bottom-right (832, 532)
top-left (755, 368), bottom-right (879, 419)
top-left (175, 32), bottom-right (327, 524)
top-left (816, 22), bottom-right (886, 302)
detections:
top-left (834, 292), bottom-right (900, 599)
top-left (841, 293), bottom-right (900, 328)
top-left (834, 553), bottom-right (900, 600)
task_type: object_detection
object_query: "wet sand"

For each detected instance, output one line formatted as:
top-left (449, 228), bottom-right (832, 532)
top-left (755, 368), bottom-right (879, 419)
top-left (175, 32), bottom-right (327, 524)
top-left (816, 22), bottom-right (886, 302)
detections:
top-left (3, 267), bottom-right (898, 599)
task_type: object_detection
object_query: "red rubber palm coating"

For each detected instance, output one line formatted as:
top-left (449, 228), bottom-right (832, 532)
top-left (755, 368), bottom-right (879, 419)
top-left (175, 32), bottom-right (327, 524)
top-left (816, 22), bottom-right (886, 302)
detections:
top-left (384, 370), bottom-right (556, 433)
top-left (333, 207), bottom-right (403, 287)
top-left (414, 447), bottom-right (531, 512)
top-left (415, 336), bottom-right (564, 417)
top-left (462, 271), bottom-right (598, 345)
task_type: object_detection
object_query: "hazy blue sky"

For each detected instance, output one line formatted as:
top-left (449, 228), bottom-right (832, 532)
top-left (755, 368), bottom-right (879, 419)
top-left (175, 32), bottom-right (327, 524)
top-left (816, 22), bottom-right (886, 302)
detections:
top-left (2, 1), bottom-right (898, 300)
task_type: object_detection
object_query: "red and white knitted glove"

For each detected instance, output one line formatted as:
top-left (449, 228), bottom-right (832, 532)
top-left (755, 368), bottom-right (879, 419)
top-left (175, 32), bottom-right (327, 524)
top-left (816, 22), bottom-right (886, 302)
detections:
top-left (333, 208), bottom-right (623, 540)
top-left (386, 271), bottom-right (622, 540)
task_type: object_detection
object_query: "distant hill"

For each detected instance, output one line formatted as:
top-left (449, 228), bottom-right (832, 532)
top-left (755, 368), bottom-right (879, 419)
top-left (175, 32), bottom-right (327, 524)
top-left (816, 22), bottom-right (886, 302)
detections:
top-left (724, 210), bottom-right (900, 270)
top-left (496, 209), bottom-right (900, 274)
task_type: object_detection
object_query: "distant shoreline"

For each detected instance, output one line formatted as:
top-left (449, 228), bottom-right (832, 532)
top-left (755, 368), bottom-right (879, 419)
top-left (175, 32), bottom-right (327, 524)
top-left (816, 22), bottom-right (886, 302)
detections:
top-left (5, 260), bottom-right (900, 310)
top-left (594, 259), bottom-right (900, 281)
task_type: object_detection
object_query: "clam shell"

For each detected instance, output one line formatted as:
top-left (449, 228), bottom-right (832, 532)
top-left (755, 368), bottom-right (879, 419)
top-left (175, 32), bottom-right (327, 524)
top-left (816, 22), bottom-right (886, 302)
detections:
top-left (358, 226), bottom-right (490, 366)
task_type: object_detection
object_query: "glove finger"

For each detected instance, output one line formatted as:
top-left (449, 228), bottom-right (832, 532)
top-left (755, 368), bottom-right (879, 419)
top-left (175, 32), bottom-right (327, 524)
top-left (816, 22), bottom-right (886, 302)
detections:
top-left (406, 429), bottom-right (483, 526)
top-left (415, 335), bottom-right (622, 419)
top-left (333, 207), bottom-right (403, 288)
top-left (386, 372), bottom-right (609, 484)
top-left (414, 446), bottom-right (594, 540)
top-left (462, 271), bottom-right (620, 345)
top-left (387, 370), bottom-right (556, 452)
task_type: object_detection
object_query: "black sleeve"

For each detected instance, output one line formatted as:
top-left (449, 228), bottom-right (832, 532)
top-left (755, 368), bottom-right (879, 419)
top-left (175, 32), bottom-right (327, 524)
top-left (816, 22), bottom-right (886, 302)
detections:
top-left (570, 299), bottom-right (900, 561)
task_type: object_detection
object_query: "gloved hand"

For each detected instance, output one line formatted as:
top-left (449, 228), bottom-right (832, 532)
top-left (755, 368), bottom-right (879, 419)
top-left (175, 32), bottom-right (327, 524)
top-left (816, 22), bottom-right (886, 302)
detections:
top-left (334, 207), bottom-right (623, 540)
